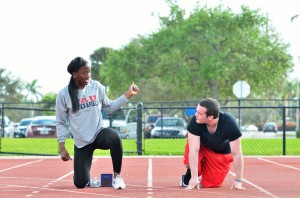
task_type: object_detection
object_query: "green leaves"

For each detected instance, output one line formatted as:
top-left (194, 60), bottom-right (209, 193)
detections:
top-left (0, 69), bottom-right (25, 102)
top-left (90, 3), bottom-right (294, 101)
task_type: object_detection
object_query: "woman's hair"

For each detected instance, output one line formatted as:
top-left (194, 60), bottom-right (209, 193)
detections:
top-left (199, 98), bottom-right (220, 119)
top-left (67, 57), bottom-right (88, 113)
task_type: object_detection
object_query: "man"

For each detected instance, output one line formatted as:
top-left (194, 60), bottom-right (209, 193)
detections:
top-left (185, 98), bottom-right (245, 190)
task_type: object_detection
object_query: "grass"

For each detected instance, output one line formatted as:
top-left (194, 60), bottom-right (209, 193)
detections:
top-left (241, 138), bottom-right (300, 155)
top-left (0, 138), bottom-right (300, 156)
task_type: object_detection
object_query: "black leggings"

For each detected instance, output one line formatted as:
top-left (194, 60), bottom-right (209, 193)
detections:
top-left (73, 128), bottom-right (123, 188)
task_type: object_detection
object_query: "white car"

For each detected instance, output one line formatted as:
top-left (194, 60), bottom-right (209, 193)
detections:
top-left (102, 109), bottom-right (137, 139)
top-left (241, 124), bottom-right (258, 132)
top-left (151, 117), bottom-right (187, 138)
top-left (0, 116), bottom-right (15, 138)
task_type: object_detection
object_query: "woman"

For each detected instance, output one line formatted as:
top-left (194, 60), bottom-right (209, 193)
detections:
top-left (56, 57), bottom-right (139, 189)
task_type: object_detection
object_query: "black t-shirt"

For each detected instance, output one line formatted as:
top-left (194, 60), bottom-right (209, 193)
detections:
top-left (187, 112), bottom-right (242, 154)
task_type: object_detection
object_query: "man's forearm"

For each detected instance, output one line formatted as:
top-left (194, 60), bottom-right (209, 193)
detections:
top-left (189, 149), bottom-right (199, 180)
top-left (233, 154), bottom-right (244, 180)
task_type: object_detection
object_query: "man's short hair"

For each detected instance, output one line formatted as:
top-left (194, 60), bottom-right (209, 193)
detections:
top-left (199, 98), bottom-right (220, 119)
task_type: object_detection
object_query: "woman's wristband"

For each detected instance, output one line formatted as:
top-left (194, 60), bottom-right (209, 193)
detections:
top-left (235, 179), bottom-right (242, 183)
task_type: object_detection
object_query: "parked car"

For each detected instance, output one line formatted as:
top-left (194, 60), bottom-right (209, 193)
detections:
top-left (0, 116), bottom-right (15, 138)
top-left (144, 114), bottom-right (168, 138)
top-left (14, 118), bottom-right (33, 138)
top-left (151, 117), bottom-right (187, 138)
top-left (102, 109), bottom-right (137, 139)
top-left (26, 116), bottom-right (57, 138)
top-left (241, 125), bottom-right (258, 132)
top-left (263, 122), bottom-right (278, 133)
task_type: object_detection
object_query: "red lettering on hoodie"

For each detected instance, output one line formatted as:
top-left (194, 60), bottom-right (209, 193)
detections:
top-left (89, 95), bottom-right (97, 101)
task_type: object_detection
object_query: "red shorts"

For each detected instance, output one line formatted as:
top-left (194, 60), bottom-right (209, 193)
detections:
top-left (183, 140), bottom-right (233, 188)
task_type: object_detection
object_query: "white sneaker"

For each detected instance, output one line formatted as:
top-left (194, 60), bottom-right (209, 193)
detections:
top-left (90, 177), bottom-right (100, 188)
top-left (112, 174), bottom-right (126, 190)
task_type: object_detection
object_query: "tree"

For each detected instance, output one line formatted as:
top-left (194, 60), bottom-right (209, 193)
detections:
top-left (0, 68), bottom-right (25, 102)
top-left (93, 2), bottom-right (294, 101)
top-left (148, 5), bottom-right (293, 100)
top-left (41, 92), bottom-right (57, 104)
top-left (24, 79), bottom-right (43, 102)
top-left (90, 47), bottom-right (114, 82)
top-left (41, 92), bottom-right (57, 115)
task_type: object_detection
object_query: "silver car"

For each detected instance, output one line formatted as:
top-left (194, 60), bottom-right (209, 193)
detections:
top-left (14, 118), bottom-right (33, 138)
top-left (263, 122), bottom-right (278, 133)
top-left (0, 116), bottom-right (15, 138)
top-left (151, 117), bottom-right (187, 138)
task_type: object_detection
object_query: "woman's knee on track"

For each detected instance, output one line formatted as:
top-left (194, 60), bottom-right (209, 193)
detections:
top-left (74, 179), bottom-right (89, 188)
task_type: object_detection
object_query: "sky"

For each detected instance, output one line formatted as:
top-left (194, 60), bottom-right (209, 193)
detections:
top-left (0, 0), bottom-right (299, 95)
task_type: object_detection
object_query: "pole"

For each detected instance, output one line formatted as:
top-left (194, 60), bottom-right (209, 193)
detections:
top-left (291, 15), bottom-right (300, 131)
top-left (282, 107), bottom-right (286, 155)
top-left (238, 99), bottom-right (241, 128)
top-left (296, 79), bottom-right (299, 131)
top-left (239, 81), bottom-right (243, 127)
top-left (296, 56), bottom-right (300, 131)
top-left (136, 102), bottom-right (143, 155)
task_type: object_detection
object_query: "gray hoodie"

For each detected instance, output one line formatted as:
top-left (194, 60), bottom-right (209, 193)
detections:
top-left (55, 80), bottom-right (128, 148)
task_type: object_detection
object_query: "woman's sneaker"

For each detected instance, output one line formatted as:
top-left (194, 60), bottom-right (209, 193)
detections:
top-left (112, 174), bottom-right (126, 190)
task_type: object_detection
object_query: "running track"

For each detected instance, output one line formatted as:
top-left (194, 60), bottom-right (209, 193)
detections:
top-left (0, 156), bottom-right (299, 198)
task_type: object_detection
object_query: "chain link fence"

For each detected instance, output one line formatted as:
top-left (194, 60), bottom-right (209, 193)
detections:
top-left (0, 100), bottom-right (299, 156)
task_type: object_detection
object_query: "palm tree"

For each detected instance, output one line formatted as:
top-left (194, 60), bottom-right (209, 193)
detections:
top-left (291, 14), bottom-right (300, 22)
top-left (25, 79), bottom-right (43, 102)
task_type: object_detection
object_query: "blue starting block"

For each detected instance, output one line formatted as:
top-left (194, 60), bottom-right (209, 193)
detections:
top-left (101, 173), bottom-right (113, 187)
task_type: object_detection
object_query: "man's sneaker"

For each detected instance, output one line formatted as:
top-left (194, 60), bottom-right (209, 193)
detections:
top-left (180, 176), bottom-right (188, 187)
top-left (183, 168), bottom-right (191, 186)
top-left (112, 174), bottom-right (126, 190)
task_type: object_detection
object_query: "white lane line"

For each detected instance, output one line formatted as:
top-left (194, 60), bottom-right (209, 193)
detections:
top-left (0, 159), bottom-right (43, 173)
top-left (147, 158), bottom-right (153, 198)
top-left (56, 171), bottom-right (74, 181)
top-left (229, 171), bottom-right (279, 198)
top-left (147, 158), bottom-right (152, 188)
top-left (1, 184), bottom-right (129, 197)
top-left (257, 157), bottom-right (300, 171)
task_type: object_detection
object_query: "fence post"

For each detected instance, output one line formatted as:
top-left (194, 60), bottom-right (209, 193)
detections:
top-left (238, 99), bottom-right (241, 128)
top-left (282, 106), bottom-right (286, 155)
top-left (0, 103), bottom-right (2, 151)
top-left (136, 102), bottom-right (143, 155)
